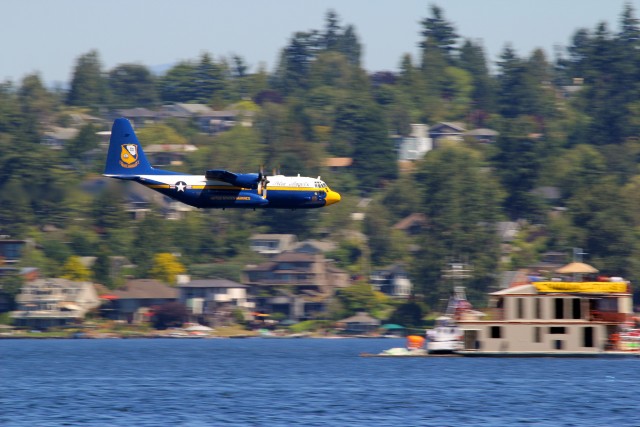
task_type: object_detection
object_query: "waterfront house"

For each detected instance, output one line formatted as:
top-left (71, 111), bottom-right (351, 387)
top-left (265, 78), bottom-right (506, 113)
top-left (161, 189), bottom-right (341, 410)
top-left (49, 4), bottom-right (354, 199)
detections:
top-left (11, 278), bottom-right (101, 330)
top-left (109, 279), bottom-right (178, 324)
top-left (243, 251), bottom-right (349, 320)
top-left (338, 312), bottom-right (381, 334)
top-left (370, 264), bottom-right (413, 299)
top-left (179, 278), bottom-right (254, 326)
top-left (457, 263), bottom-right (634, 355)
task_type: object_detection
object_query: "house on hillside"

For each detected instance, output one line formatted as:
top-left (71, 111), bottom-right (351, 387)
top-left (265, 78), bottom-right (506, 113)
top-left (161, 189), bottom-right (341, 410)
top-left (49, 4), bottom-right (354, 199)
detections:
top-left (464, 128), bottom-right (499, 144)
top-left (41, 127), bottom-right (79, 149)
top-left (0, 239), bottom-right (32, 265)
top-left (290, 240), bottom-right (336, 255)
top-left (179, 278), bottom-right (254, 326)
top-left (143, 143), bottom-right (198, 167)
top-left (324, 157), bottom-right (353, 173)
top-left (243, 251), bottom-right (349, 320)
top-left (397, 124), bottom-right (432, 161)
top-left (429, 122), bottom-right (466, 147)
top-left (108, 279), bottom-right (178, 324)
top-left (370, 264), bottom-right (413, 298)
top-left (11, 278), bottom-right (100, 330)
top-left (159, 103), bottom-right (215, 133)
top-left (393, 213), bottom-right (428, 237)
top-left (115, 108), bottom-right (158, 127)
top-left (249, 234), bottom-right (297, 256)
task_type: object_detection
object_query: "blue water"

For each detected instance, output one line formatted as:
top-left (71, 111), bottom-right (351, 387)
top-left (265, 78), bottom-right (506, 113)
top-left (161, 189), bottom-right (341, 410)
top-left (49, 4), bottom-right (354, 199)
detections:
top-left (0, 338), bottom-right (638, 427)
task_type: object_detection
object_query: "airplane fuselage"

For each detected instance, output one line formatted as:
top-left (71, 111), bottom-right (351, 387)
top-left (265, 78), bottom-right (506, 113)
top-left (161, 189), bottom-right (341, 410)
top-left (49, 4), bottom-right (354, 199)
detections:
top-left (130, 174), bottom-right (339, 209)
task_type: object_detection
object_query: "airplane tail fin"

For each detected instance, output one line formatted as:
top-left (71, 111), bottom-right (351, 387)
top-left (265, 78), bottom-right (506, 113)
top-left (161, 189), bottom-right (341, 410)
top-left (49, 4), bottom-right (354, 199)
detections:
top-left (104, 118), bottom-right (157, 177)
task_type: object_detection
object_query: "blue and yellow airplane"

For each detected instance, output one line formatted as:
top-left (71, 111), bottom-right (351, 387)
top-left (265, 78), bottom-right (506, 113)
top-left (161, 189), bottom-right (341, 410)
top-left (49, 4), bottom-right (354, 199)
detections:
top-left (104, 118), bottom-right (341, 209)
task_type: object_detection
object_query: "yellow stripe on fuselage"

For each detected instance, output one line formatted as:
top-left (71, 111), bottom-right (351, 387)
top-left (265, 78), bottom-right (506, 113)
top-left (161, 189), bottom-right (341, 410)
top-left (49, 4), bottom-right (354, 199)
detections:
top-left (145, 183), bottom-right (323, 192)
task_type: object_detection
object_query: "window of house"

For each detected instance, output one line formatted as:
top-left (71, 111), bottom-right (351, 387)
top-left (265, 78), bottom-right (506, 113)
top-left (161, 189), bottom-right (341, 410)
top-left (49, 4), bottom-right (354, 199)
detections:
top-left (490, 326), bottom-right (502, 338)
top-left (516, 298), bottom-right (525, 319)
top-left (549, 327), bottom-right (566, 334)
top-left (583, 327), bottom-right (594, 347)
top-left (554, 298), bottom-right (564, 319)
top-left (572, 298), bottom-right (581, 319)
top-left (533, 327), bottom-right (542, 343)
top-left (534, 298), bottom-right (542, 319)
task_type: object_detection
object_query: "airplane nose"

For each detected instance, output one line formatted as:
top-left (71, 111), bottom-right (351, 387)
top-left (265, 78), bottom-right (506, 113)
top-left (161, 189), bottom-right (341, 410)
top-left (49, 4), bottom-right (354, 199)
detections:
top-left (325, 190), bottom-right (341, 206)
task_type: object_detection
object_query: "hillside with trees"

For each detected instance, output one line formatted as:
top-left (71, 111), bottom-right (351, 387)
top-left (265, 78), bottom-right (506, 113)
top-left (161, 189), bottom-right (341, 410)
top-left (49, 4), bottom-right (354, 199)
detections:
top-left (1, 4), bottom-right (640, 313)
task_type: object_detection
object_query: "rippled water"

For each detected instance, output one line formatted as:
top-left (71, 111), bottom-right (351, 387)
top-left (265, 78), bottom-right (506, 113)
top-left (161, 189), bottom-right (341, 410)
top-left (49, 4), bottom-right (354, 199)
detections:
top-left (1, 338), bottom-right (638, 426)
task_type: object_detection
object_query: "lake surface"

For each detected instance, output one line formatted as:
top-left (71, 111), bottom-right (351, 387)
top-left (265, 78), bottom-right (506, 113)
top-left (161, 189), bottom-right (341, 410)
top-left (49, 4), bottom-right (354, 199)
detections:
top-left (1, 338), bottom-right (638, 426)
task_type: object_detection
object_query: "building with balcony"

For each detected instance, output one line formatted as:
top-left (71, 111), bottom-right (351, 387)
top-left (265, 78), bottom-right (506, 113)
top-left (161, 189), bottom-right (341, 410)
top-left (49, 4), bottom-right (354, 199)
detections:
top-left (11, 279), bottom-right (100, 330)
top-left (179, 278), bottom-right (253, 326)
top-left (243, 252), bottom-right (349, 320)
top-left (370, 264), bottom-right (413, 298)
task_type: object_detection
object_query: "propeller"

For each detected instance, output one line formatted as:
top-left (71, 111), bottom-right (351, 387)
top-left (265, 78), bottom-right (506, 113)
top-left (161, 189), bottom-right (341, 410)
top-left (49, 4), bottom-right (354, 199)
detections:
top-left (257, 165), bottom-right (269, 199)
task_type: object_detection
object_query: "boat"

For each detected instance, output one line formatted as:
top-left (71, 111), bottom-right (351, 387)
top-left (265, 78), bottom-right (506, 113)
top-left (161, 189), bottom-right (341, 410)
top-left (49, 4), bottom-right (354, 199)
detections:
top-left (370, 335), bottom-right (430, 357)
top-left (425, 285), bottom-right (476, 354)
top-left (456, 261), bottom-right (640, 357)
top-left (426, 316), bottom-right (463, 354)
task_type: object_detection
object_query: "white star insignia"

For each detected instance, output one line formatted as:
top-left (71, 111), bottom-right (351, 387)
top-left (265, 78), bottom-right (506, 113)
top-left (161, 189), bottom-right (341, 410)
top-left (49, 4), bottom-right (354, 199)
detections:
top-left (175, 181), bottom-right (187, 192)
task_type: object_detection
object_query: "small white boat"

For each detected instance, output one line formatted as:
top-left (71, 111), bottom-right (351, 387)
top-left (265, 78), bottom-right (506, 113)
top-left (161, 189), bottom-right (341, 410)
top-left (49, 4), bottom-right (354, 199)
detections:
top-left (425, 286), bottom-right (472, 354)
top-left (426, 316), bottom-right (463, 354)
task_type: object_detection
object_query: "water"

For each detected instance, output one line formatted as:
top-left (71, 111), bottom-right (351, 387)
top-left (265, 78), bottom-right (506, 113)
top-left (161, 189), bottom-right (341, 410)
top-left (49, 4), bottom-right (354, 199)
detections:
top-left (1, 338), bottom-right (638, 427)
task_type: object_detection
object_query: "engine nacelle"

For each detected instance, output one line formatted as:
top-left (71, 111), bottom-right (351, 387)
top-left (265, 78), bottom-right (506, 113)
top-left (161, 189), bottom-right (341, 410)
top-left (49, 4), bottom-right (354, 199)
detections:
top-left (206, 169), bottom-right (260, 188)
top-left (231, 173), bottom-right (260, 188)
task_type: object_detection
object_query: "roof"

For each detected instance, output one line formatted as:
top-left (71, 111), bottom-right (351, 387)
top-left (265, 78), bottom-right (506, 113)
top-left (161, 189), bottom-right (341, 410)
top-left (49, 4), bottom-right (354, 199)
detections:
top-left (180, 279), bottom-right (247, 289)
top-left (44, 127), bottom-right (79, 140)
top-left (556, 262), bottom-right (599, 274)
top-left (113, 279), bottom-right (178, 299)
top-left (464, 128), bottom-right (499, 137)
top-left (393, 213), bottom-right (427, 230)
top-left (290, 240), bottom-right (336, 253)
top-left (250, 234), bottom-right (297, 242)
top-left (339, 312), bottom-right (381, 325)
top-left (491, 284), bottom-right (538, 295)
top-left (271, 252), bottom-right (317, 263)
top-left (118, 108), bottom-right (156, 118)
top-left (430, 122), bottom-right (466, 133)
top-left (176, 103), bottom-right (214, 115)
top-left (144, 144), bottom-right (198, 153)
top-left (324, 157), bottom-right (353, 167)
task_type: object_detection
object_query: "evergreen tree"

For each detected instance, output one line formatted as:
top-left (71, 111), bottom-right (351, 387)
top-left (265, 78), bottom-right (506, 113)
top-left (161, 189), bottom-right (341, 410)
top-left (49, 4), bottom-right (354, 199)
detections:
top-left (159, 61), bottom-right (198, 103)
top-left (412, 145), bottom-right (504, 307)
top-left (108, 63), bottom-right (159, 108)
top-left (458, 39), bottom-right (495, 124)
top-left (67, 50), bottom-right (109, 108)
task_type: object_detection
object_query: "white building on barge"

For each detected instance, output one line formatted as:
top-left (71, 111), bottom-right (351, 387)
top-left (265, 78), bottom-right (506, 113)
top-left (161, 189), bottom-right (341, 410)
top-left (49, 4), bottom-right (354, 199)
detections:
top-left (457, 273), bottom-right (636, 356)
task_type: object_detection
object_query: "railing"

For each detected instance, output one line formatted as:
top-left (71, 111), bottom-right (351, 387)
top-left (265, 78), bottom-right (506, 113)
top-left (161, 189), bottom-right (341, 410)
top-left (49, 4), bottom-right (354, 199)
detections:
top-left (590, 311), bottom-right (628, 323)
top-left (11, 311), bottom-right (81, 318)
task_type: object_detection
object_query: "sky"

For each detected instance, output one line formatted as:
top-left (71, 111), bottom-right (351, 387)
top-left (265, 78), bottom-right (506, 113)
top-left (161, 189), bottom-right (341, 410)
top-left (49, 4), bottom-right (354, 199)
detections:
top-left (1, 0), bottom-right (637, 85)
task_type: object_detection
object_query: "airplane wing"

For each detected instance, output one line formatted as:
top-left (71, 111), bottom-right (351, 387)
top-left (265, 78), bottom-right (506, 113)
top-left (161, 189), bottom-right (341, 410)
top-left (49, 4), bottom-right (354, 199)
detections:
top-left (205, 169), bottom-right (239, 183)
top-left (205, 169), bottom-right (262, 189)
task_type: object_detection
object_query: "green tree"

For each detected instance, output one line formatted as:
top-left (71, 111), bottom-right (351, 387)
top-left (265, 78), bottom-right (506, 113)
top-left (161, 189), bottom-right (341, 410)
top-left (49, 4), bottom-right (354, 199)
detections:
top-left (195, 52), bottom-right (226, 105)
top-left (61, 255), bottom-right (92, 281)
top-left (332, 98), bottom-right (395, 188)
top-left (149, 253), bottom-right (186, 286)
top-left (412, 145), bottom-right (505, 307)
top-left (67, 50), bottom-right (109, 108)
top-left (335, 283), bottom-right (390, 318)
top-left (159, 61), bottom-right (198, 103)
top-left (108, 63), bottom-right (159, 108)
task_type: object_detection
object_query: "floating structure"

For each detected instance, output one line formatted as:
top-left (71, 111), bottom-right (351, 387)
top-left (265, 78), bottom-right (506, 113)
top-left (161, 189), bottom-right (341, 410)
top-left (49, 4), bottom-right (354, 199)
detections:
top-left (457, 262), bottom-right (639, 357)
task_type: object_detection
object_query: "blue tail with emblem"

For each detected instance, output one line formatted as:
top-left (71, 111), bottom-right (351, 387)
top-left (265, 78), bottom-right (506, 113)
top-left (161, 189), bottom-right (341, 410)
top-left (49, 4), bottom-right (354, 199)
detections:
top-left (104, 118), bottom-right (162, 178)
